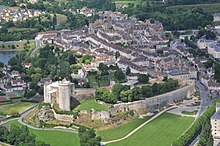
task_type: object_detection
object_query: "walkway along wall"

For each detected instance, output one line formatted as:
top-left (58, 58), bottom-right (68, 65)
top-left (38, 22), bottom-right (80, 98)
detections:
top-left (91, 82), bottom-right (196, 123)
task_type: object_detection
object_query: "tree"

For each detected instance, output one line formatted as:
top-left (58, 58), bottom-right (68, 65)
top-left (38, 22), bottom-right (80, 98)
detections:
top-left (0, 61), bottom-right (4, 68)
top-left (126, 66), bottom-right (131, 75)
top-left (79, 127), bottom-right (102, 146)
top-left (120, 90), bottom-right (132, 102)
top-left (138, 74), bottom-right (149, 84)
top-left (31, 73), bottom-right (42, 83)
top-left (98, 63), bottom-right (108, 72)
top-left (59, 61), bottom-right (70, 78)
top-left (114, 69), bottom-right (125, 83)
top-left (95, 88), bottom-right (110, 101)
top-left (112, 83), bottom-right (124, 97)
top-left (132, 87), bottom-right (142, 101)
top-left (141, 86), bottom-right (152, 98)
top-left (115, 51), bottom-right (120, 60)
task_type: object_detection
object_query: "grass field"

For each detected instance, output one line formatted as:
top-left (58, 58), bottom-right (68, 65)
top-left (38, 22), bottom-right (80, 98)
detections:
top-left (97, 116), bottom-right (152, 141)
top-left (0, 102), bottom-right (35, 115)
top-left (107, 113), bottom-right (194, 146)
top-left (56, 14), bottom-right (67, 25)
top-left (166, 3), bottom-right (220, 13)
top-left (115, 0), bottom-right (141, 5)
top-left (182, 110), bottom-right (198, 115)
top-left (0, 40), bottom-right (35, 51)
top-left (5, 120), bottom-right (80, 146)
top-left (74, 98), bottom-right (109, 111)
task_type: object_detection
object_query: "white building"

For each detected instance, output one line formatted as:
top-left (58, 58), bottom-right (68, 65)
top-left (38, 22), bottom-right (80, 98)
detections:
top-left (208, 42), bottom-right (220, 59)
top-left (197, 39), bottom-right (214, 49)
top-left (211, 103), bottom-right (220, 146)
top-left (44, 79), bottom-right (75, 111)
top-left (213, 13), bottom-right (220, 22)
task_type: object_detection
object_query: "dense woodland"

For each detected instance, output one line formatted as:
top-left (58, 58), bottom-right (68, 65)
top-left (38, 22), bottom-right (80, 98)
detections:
top-left (121, 5), bottom-right (213, 30)
top-left (167, 0), bottom-right (220, 5)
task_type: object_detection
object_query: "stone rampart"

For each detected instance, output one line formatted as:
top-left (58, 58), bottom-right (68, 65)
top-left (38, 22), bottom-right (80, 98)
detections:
top-left (91, 82), bottom-right (195, 123)
top-left (52, 109), bottom-right (74, 122)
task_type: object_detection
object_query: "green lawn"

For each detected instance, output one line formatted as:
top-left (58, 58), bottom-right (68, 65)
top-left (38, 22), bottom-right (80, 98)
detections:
top-left (97, 116), bottom-right (152, 141)
top-left (115, 0), bottom-right (140, 5)
top-left (182, 110), bottom-right (198, 115)
top-left (107, 113), bottom-right (194, 146)
top-left (5, 120), bottom-right (80, 146)
top-left (0, 40), bottom-right (35, 51)
top-left (0, 102), bottom-right (35, 115)
top-left (74, 98), bottom-right (109, 111)
top-left (166, 3), bottom-right (220, 13)
top-left (56, 14), bottom-right (67, 25)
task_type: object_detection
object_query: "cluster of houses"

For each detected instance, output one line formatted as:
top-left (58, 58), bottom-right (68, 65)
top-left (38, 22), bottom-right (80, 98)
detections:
top-left (0, 8), bottom-right (43, 23)
top-left (0, 67), bottom-right (25, 102)
top-left (36, 11), bottom-right (201, 87)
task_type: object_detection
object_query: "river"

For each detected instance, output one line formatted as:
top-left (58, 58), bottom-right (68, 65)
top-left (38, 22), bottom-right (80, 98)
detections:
top-left (0, 51), bottom-right (17, 64)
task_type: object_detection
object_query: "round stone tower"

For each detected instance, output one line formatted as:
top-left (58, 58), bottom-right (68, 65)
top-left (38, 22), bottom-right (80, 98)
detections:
top-left (58, 79), bottom-right (71, 111)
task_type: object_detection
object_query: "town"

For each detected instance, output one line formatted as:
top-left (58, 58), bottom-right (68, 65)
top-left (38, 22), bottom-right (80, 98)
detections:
top-left (1, 0), bottom-right (220, 146)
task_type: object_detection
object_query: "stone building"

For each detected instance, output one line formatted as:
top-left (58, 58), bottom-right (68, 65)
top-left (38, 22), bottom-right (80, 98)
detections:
top-left (211, 103), bottom-right (220, 146)
top-left (44, 79), bottom-right (74, 111)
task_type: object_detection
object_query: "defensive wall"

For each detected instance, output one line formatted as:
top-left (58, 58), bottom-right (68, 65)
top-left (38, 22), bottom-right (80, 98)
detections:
top-left (91, 82), bottom-right (196, 123)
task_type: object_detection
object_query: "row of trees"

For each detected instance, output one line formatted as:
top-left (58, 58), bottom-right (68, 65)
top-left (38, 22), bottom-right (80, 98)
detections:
top-left (0, 125), bottom-right (49, 146)
top-left (95, 79), bottom-right (179, 104)
top-left (172, 98), bottom-right (220, 146)
top-left (198, 121), bottom-right (213, 146)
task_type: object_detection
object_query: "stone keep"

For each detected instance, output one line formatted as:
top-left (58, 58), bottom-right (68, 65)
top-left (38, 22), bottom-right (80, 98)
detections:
top-left (44, 79), bottom-right (74, 111)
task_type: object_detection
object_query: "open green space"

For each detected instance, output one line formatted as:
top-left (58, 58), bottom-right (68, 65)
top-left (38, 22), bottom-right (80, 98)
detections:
top-left (107, 113), bottom-right (194, 146)
top-left (5, 120), bottom-right (80, 146)
top-left (56, 14), bottom-right (68, 25)
top-left (0, 6), bottom-right (18, 9)
top-left (0, 40), bottom-right (35, 51)
top-left (97, 116), bottom-right (152, 141)
top-left (0, 102), bottom-right (35, 115)
top-left (74, 98), bottom-right (110, 111)
top-left (182, 110), bottom-right (198, 115)
top-left (115, 0), bottom-right (140, 5)
top-left (166, 3), bottom-right (220, 13)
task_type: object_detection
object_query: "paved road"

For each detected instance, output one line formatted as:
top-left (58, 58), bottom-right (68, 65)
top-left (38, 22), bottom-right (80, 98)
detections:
top-left (30, 38), bottom-right (40, 58)
top-left (101, 106), bottom-right (178, 145)
top-left (189, 81), bottom-right (216, 146)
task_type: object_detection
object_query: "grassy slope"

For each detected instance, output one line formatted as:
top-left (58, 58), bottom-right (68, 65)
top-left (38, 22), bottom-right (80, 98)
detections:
top-left (166, 3), bottom-right (220, 13)
top-left (74, 99), bottom-right (109, 111)
top-left (0, 102), bottom-right (35, 115)
top-left (107, 113), bottom-right (194, 146)
top-left (5, 120), bottom-right (80, 146)
top-left (97, 116), bottom-right (152, 141)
